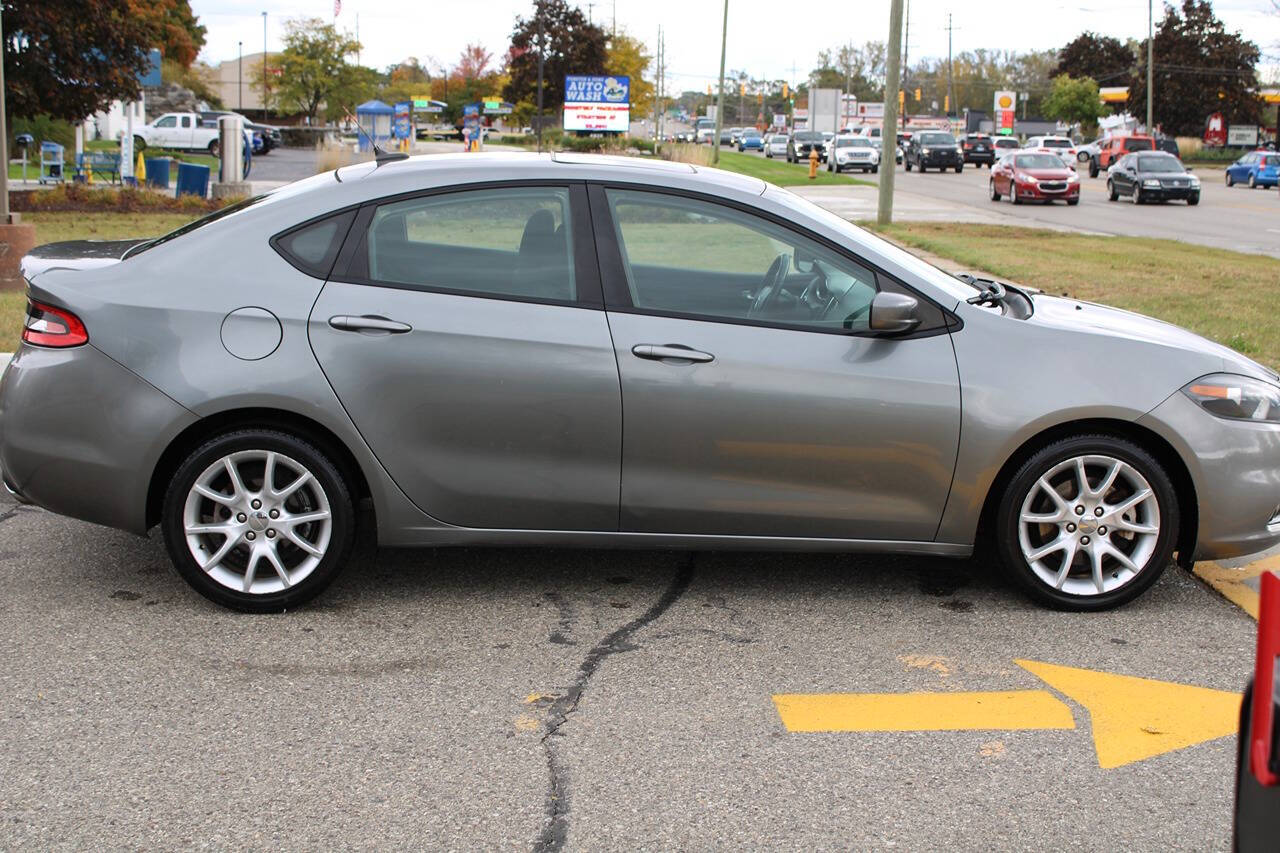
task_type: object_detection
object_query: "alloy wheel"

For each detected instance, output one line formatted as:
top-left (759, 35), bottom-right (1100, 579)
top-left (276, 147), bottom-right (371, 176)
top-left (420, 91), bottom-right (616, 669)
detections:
top-left (1017, 454), bottom-right (1160, 597)
top-left (182, 449), bottom-right (332, 595)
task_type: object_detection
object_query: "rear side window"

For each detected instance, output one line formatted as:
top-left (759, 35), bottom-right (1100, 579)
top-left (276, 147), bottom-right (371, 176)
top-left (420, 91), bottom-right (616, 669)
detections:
top-left (1124, 138), bottom-right (1154, 151)
top-left (272, 210), bottom-right (356, 279)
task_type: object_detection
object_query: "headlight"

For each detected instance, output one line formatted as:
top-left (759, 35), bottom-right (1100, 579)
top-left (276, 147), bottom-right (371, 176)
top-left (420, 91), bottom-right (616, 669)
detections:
top-left (922, 147), bottom-right (932, 154)
top-left (1183, 374), bottom-right (1280, 423)
top-left (1017, 173), bottom-right (1037, 184)
top-left (1143, 178), bottom-right (1161, 187)
top-left (1067, 172), bottom-right (1080, 182)
top-left (1188, 175), bottom-right (1200, 186)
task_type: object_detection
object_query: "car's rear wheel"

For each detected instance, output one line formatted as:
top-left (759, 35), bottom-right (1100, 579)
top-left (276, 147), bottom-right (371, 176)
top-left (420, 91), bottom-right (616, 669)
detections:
top-left (905, 161), bottom-right (912, 171)
top-left (133, 135), bottom-right (147, 153)
top-left (1088, 158), bottom-right (1099, 178)
top-left (996, 435), bottom-right (1178, 611)
top-left (208, 139), bottom-right (221, 158)
top-left (162, 429), bottom-right (355, 612)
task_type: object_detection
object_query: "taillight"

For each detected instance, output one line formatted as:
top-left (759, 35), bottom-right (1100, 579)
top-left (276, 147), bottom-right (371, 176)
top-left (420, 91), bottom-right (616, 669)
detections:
top-left (23, 299), bottom-right (88, 348)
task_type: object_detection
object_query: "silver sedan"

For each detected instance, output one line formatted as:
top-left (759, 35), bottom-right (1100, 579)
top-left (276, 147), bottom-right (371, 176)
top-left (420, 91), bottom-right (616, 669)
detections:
top-left (7, 153), bottom-right (1280, 612)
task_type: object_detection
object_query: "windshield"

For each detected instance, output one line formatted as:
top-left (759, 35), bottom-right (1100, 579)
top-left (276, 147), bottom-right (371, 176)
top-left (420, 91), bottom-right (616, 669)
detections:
top-left (696, 119), bottom-right (715, 129)
top-left (1123, 137), bottom-right (1155, 151)
top-left (1014, 154), bottom-right (1067, 170)
top-left (1136, 154), bottom-right (1183, 173)
top-left (836, 138), bottom-right (871, 148)
top-left (793, 132), bottom-right (822, 142)
top-left (995, 138), bottom-right (1019, 147)
top-left (918, 132), bottom-right (956, 145)
top-left (742, 129), bottom-right (760, 137)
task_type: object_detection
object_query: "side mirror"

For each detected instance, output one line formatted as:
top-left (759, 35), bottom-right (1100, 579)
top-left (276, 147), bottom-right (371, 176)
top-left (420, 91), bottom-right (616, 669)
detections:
top-left (868, 292), bottom-right (922, 335)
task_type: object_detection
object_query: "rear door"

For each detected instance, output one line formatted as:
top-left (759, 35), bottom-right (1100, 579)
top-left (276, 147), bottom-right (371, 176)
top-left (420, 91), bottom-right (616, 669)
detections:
top-left (307, 183), bottom-right (622, 530)
top-left (590, 185), bottom-right (961, 540)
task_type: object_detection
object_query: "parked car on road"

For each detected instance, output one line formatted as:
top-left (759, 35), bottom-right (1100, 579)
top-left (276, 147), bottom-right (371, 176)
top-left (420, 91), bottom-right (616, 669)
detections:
top-left (1107, 151), bottom-right (1201, 204)
top-left (1090, 134), bottom-right (1156, 177)
top-left (828, 135), bottom-right (880, 173)
top-left (132, 111), bottom-right (220, 155)
top-left (989, 152), bottom-right (1080, 205)
top-left (12, 152), bottom-right (1280, 613)
top-left (1225, 150), bottom-right (1280, 189)
top-left (905, 131), bottom-right (963, 172)
top-left (962, 133), bottom-right (996, 167)
top-left (786, 131), bottom-right (825, 163)
top-left (764, 133), bottom-right (789, 159)
top-left (737, 128), bottom-right (764, 152)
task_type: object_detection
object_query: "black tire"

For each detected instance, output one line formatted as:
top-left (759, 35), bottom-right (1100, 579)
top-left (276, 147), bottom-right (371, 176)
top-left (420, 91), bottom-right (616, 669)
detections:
top-left (1088, 158), bottom-right (1099, 178)
top-left (1067, 198), bottom-right (1079, 205)
top-left (1012, 187), bottom-right (1022, 205)
top-left (996, 434), bottom-right (1179, 611)
top-left (989, 178), bottom-right (1001, 201)
top-left (1187, 193), bottom-right (1200, 206)
top-left (208, 139), bottom-right (220, 158)
top-left (905, 160), bottom-right (912, 172)
top-left (1248, 174), bottom-right (1256, 189)
top-left (161, 429), bottom-right (356, 613)
top-left (1225, 171), bottom-right (1233, 187)
top-left (1107, 180), bottom-right (1118, 202)
top-left (1134, 186), bottom-right (1144, 204)
top-left (871, 164), bottom-right (878, 173)
top-left (955, 164), bottom-right (963, 173)
top-left (133, 135), bottom-right (147, 153)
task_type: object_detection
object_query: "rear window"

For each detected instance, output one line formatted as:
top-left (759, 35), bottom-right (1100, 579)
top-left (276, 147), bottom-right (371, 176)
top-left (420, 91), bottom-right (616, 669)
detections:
top-left (1123, 138), bottom-right (1155, 151)
top-left (994, 138), bottom-right (1019, 148)
top-left (1041, 138), bottom-right (1071, 148)
top-left (1263, 155), bottom-right (1279, 167)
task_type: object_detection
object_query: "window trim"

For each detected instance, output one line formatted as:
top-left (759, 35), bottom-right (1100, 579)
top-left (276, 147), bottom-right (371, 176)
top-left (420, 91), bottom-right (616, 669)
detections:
top-left (585, 182), bottom-right (956, 339)
top-left (329, 180), bottom-right (603, 310)
top-left (269, 208), bottom-right (359, 279)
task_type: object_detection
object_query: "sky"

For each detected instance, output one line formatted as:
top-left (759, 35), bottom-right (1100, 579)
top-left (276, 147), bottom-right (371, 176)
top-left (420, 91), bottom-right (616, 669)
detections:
top-left (192, 0), bottom-right (1280, 89)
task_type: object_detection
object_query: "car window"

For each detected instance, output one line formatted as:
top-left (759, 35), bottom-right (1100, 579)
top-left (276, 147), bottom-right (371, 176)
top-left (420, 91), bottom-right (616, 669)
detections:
top-left (918, 132), bottom-right (956, 145)
top-left (1264, 155), bottom-right (1279, 167)
top-left (605, 188), bottom-right (880, 333)
top-left (1015, 154), bottom-right (1066, 169)
top-left (363, 187), bottom-right (576, 301)
top-left (155, 116), bottom-right (177, 128)
top-left (273, 210), bottom-right (356, 278)
top-left (1123, 138), bottom-right (1154, 151)
top-left (1136, 154), bottom-right (1182, 173)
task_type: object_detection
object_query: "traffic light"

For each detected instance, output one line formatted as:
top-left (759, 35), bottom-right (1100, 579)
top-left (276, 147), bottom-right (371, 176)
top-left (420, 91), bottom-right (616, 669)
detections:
top-left (782, 83), bottom-right (789, 99)
top-left (944, 95), bottom-right (949, 113)
top-left (898, 90), bottom-right (905, 109)
top-left (914, 88), bottom-right (921, 101)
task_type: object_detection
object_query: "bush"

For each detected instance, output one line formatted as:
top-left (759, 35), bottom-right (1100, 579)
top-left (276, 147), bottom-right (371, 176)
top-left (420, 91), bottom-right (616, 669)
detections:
top-left (10, 115), bottom-right (75, 156)
top-left (10, 183), bottom-right (239, 214)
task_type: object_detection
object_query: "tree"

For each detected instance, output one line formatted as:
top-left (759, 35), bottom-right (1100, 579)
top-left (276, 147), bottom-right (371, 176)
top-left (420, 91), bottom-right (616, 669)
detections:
top-left (266, 17), bottom-right (366, 124)
top-left (605, 31), bottom-right (652, 115)
top-left (128, 0), bottom-right (206, 68)
top-left (503, 0), bottom-right (607, 113)
top-left (1053, 32), bottom-right (1132, 87)
top-left (1042, 74), bottom-right (1107, 130)
top-left (457, 44), bottom-right (494, 80)
top-left (1126, 0), bottom-right (1262, 135)
top-left (2, 0), bottom-right (158, 121)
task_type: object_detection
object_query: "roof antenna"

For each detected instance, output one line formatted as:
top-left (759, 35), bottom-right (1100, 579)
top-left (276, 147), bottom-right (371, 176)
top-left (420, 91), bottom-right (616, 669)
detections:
top-left (343, 109), bottom-right (409, 165)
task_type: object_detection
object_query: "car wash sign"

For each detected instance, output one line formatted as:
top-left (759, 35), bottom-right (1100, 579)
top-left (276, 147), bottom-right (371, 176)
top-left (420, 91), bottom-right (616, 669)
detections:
top-left (563, 75), bottom-right (630, 132)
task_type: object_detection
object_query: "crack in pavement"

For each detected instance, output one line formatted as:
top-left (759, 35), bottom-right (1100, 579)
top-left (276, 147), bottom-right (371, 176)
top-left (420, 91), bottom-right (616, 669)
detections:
top-left (532, 555), bottom-right (696, 852)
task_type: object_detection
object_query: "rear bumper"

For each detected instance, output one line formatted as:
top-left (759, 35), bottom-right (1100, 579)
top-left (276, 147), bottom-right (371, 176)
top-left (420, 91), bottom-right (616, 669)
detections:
top-left (964, 151), bottom-right (994, 163)
top-left (0, 344), bottom-right (197, 534)
top-left (1138, 392), bottom-right (1280, 561)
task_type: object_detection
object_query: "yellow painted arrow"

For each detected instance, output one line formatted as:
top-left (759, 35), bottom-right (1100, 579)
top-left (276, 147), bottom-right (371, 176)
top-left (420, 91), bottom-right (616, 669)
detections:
top-left (774, 659), bottom-right (1241, 769)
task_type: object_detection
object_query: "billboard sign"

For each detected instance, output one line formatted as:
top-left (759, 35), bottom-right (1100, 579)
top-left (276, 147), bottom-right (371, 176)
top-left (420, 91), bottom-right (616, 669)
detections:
top-left (564, 75), bottom-right (630, 132)
top-left (393, 102), bottom-right (412, 140)
top-left (1227, 124), bottom-right (1259, 147)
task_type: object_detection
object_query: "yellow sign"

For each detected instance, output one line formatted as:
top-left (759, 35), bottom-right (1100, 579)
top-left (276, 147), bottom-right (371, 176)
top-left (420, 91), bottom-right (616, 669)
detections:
top-left (998, 94), bottom-right (1013, 109)
top-left (773, 659), bottom-right (1240, 769)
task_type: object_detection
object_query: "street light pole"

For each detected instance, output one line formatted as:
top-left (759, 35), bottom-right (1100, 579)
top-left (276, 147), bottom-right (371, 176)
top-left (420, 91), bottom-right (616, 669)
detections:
top-left (1146, 0), bottom-right (1154, 133)
top-left (262, 12), bottom-right (268, 119)
top-left (877, 0), bottom-right (905, 226)
top-left (712, 0), bottom-right (728, 165)
top-left (536, 8), bottom-right (545, 154)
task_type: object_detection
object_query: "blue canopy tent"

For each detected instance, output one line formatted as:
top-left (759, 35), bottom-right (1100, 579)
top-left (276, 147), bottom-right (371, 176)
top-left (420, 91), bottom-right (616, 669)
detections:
top-left (355, 100), bottom-right (395, 152)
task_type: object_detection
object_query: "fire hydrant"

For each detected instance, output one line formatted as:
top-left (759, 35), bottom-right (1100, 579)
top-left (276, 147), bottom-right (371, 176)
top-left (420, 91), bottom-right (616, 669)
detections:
top-left (808, 144), bottom-right (819, 180)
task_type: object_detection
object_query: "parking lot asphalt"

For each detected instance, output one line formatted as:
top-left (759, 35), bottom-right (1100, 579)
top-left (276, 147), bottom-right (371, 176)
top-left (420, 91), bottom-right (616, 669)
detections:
top-left (0, 487), bottom-right (1256, 849)
top-left (748, 150), bottom-right (1280, 258)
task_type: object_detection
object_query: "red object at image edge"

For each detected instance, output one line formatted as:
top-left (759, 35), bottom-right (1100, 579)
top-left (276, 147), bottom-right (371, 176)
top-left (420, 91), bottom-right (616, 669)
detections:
top-left (1252, 570), bottom-right (1280, 786)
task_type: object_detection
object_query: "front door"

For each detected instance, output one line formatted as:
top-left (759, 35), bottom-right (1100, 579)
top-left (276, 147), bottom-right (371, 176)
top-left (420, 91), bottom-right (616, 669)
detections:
top-left (309, 184), bottom-right (621, 531)
top-left (591, 187), bottom-right (962, 541)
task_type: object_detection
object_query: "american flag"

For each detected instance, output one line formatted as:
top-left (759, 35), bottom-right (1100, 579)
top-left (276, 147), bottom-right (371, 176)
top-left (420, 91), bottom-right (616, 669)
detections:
top-left (333, 0), bottom-right (341, 16)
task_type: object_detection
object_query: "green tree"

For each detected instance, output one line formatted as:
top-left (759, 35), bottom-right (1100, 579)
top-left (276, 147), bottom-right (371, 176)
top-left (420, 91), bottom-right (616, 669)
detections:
top-left (605, 31), bottom-right (652, 115)
top-left (1126, 0), bottom-right (1262, 135)
top-left (2, 0), bottom-right (158, 121)
top-left (1042, 74), bottom-right (1107, 130)
top-left (503, 0), bottom-right (607, 113)
top-left (265, 17), bottom-right (367, 124)
top-left (1054, 33), bottom-right (1132, 87)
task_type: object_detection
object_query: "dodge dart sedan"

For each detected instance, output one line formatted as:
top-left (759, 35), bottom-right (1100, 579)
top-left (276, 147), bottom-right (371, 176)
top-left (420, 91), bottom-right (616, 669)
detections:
top-left (8, 152), bottom-right (1280, 612)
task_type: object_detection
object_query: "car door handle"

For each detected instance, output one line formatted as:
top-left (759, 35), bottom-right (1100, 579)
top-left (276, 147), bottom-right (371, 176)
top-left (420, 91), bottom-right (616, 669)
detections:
top-left (631, 344), bottom-right (714, 363)
top-left (328, 314), bottom-right (412, 334)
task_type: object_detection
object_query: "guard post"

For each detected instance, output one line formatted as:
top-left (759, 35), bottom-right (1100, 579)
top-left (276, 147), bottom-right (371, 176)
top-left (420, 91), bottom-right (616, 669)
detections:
top-left (212, 115), bottom-right (251, 200)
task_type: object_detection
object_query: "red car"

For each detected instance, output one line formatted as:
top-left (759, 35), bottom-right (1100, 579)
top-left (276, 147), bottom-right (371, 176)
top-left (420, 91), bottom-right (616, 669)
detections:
top-left (989, 152), bottom-right (1081, 205)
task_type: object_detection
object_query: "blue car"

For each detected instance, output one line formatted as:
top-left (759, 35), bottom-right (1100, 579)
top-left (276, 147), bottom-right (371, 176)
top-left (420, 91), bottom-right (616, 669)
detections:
top-left (1225, 150), bottom-right (1279, 189)
top-left (736, 129), bottom-right (764, 152)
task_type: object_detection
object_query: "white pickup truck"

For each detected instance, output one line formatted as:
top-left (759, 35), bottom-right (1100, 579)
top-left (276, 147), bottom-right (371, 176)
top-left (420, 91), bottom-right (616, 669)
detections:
top-left (132, 112), bottom-right (222, 154)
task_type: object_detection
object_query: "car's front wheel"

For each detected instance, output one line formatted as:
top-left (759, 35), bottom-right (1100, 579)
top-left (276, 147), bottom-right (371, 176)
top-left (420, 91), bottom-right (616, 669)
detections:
top-left (989, 178), bottom-right (1001, 201)
top-left (1248, 174), bottom-right (1257, 189)
top-left (1107, 180), bottom-right (1119, 201)
top-left (162, 429), bottom-right (355, 612)
top-left (996, 435), bottom-right (1178, 610)
top-left (1225, 171), bottom-right (1234, 186)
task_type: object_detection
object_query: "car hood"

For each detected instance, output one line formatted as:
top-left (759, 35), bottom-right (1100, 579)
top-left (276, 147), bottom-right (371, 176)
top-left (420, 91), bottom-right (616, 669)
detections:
top-left (20, 239), bottom-right (148, 281)
top-left (1029, 293), bottom-right (1277, 383)
top-left (1020, 168), bottom-right (1074, 179)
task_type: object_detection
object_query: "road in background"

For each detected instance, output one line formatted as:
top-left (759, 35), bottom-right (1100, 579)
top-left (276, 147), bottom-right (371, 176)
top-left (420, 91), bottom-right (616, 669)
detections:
top-left (0, 494), bottom-right (1254, 848)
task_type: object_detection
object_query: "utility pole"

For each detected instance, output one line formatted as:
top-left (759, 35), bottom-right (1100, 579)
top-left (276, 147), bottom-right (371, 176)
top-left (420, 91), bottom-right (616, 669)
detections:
top-left (653, 25), bottom-right (661, 144)
top-left (713, 0), bottom-right (729, 164)
top-left (1146, 0), bottom-right (1154, 132)
top-left (945, 12), bottom-right (955, 117)
top-left (537, 9), bottom-right (545, 154)
top-left (903, 0), bottom-right (910, 99)
top-left (878, 0), bottom-right (905, 226)
top-left (262, 12), bottom-right (268, 118)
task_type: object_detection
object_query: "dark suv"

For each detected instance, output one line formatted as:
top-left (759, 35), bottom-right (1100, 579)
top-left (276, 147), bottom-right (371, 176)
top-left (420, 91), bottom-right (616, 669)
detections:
top-left (787, 131), bottom-right (825, 163)
top-left (962, 133), bottom-right (995, 167)
top-left (906, 131), bottom-right (963, 172)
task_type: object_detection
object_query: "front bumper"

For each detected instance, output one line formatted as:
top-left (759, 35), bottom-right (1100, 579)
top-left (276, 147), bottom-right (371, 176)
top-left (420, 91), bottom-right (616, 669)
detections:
top-left (1138, 391), bottom-right (1280, 561)
top-left (1140, 184), bottom-right (1199, 200)
top-left (918, 151), bottom-right (962, 166)
top-left (0, 343), bottom-right (197, 534)
top-left (1015, 180), bottom-right (1081, 201)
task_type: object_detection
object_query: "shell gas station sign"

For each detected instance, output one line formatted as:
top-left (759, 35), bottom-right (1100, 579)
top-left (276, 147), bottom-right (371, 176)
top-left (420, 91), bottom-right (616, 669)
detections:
top-left (993, 90), bottom-right (1015, 135)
